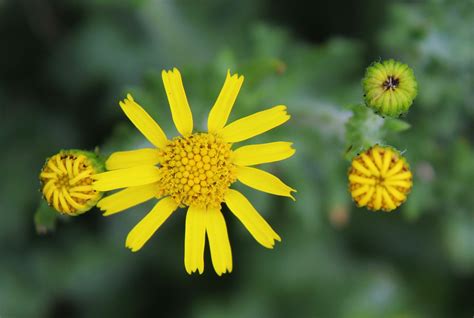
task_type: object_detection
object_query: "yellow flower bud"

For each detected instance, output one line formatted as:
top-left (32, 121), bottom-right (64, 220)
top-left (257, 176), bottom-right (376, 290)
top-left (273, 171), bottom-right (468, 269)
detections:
top-left (348, 145), bottom-right (413, 212)
top-left (39, 150), bottom-right (104, 216)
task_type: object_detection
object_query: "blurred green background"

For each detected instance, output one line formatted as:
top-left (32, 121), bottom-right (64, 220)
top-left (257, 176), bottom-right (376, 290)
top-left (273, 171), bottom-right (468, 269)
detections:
top-left (1, 0), bottom-right (473, 317)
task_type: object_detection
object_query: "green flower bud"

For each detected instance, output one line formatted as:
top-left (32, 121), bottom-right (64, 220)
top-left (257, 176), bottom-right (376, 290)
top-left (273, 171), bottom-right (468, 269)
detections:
top-left (362, 59), bottom-right (418, 117)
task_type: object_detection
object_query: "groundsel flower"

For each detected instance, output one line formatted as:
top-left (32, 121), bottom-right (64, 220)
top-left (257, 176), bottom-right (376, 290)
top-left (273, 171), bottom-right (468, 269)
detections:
top-left (94, 68), bottom-right (296, 275)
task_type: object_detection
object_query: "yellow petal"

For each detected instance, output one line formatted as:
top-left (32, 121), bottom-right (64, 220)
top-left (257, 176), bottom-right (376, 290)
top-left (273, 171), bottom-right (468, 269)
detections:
top-left (386, 171), bottom-right (412, 181)
top-left (225, 189), bottom-right (281, 248)
top-left (97, 183), bottom-right (158, 216)
top-left (65, 157), bottom-right (74, 178)
top-left (125, 197), bottom-right (179, 252)
top-left (351, 160), bottom-right (372, 177)
top-left (220, 105), bottom-right (290, 143)
top-left (361, 154), bottom-right (380, 177)
top-left (106, 148), bottom-right (161, 170)
top-left (358, 186), bottom-right (375, 206)
top-left (62, 189), bottom-right (85, 211)
top-left (40, 172), bottom-right (57, 179)
top-left (207, 70), bottom-right (244, 133)
top-left (374, 186), bottom-right (383, 210)
top-left (53, 191), bottom-right (60, 211)
top-left (206, 207), bottom-right (232, 276)
top-left (184, 205), bottom-right (206, 274)
top-left (348, 174), bottom-right (376, 185)
top-left (380, 149), bottom-right (392, 176)
top-left (351, 185), bottom-right (370, 197)
top-left (93, 166), bottom-right (161, 191)
top-left (383, 180), bottom-right (412, 188)
top-left (42, 180), bottom-right (55, 201)
top-left (385, 160), bottom-right (404, 178)
top-left (119, 94), bottom-right (168, 149)
top-left (56, 155), bottom-right (67, 174)
top-left (69, 185), bottom-right (93, 192)
top-left (237, 166), bottom-right (296, 200)
top-left (69, 192), bottom-right (96, 200)
top-left (233, 142), bottom-right (295, 166)
top-left (58, 192), bottom-right (70, 213)
top-left (47, 159), bottom-right (63, 175)
top-left (381, 188), bottom-right (397, 211)
top-left (69, 169), bottom-right (92, 186)
top-left (385, 185), bottom-right (406, 201)
top-left (162, 68), bottom-right (193, 136)
top-left (371, 147), bottom-right (383, 169)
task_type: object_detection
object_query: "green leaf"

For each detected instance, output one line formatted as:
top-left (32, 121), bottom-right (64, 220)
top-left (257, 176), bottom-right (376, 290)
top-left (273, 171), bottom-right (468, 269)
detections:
top-left (34, 199), bottom-right (59, 235)
top-left (383, 118), bottom-right (411, 132)
top-left (344, 104), bottom-right (384, 160)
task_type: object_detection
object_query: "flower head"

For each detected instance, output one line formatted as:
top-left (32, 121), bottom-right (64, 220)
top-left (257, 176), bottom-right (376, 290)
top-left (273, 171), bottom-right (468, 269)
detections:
top-left (94, 68), bottom-right (296, 275)
top-left (348, 145), bottom-right (412, 212)
top-left (362, 59), bottom-right (417, 117)
top-left (40, 150), bottom-right (104, 215)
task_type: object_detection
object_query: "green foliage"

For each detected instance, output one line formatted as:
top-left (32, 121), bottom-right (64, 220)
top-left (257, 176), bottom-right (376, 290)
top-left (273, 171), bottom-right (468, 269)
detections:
top-left (344, 104), bottom-right (411, 160)
top-left (34, 200), bottom-right (59, 234)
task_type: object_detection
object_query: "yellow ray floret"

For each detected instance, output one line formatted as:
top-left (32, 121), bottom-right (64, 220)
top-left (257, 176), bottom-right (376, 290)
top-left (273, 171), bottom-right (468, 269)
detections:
top-left (225, 189), bottom-right (281, 248)
top-left (126, 197), bottom-right (179, 252)
top-left (237, 166), bottom-right (296, 200)
top-left (220, 105), bottom-right (290, 143)
top-left (106, 148), bottom-right (161, 170)
top-left (233, 142), bottom-right (295, 166)
top-left (206, 207), bottom-right (232, 276)
top-left (348, 145), bottom-right (412, 212)
top-left (208, 70), bottom-right (244, 133)
top-left (119, 95), bottom-right (168, 149)
top-left (162, 68), bottom-right (193, 136)
top-left (95, 68), bottom-right (295, 276)
top-left (184, 205), bottom-right (206, 274)
top-left (93, 165), bottom-right (161, 191)
top-left (97, 183), bottom-right (159, 216)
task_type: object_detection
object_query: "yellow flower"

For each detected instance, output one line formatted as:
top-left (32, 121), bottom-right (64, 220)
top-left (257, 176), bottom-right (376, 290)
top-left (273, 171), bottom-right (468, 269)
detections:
top-left (40, 150), bottom-right (104, 216)
top-left (348, 145), bottom-right (412, 212)
top-left (93, 68), bottom-right (296, 275)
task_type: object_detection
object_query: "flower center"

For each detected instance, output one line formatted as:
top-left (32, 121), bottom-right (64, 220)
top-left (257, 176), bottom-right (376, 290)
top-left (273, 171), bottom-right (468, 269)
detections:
top-left (157, 133), bottom-right (237, 209)
top-left (383, 75), bottom-right (399, 91)
top-left (40, 152), bottom-right (100, 215)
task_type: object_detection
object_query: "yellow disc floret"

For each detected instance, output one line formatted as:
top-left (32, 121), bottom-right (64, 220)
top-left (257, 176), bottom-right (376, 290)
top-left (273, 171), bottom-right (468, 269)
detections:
top-left (40, 150), bottom-right (104, 215)
top-left (157, 133), bottom-right (237, 209)
top-left (348, 145), bottom-right (413, 212)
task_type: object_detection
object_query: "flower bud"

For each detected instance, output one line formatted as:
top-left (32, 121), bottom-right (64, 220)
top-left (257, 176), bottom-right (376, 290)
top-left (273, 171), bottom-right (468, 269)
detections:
top-left (39, 150), bottom-right (104, 216)
top-left (348, 145), bottom-right (413, 212)
top-left (362, 59), bottom-right (417, 117)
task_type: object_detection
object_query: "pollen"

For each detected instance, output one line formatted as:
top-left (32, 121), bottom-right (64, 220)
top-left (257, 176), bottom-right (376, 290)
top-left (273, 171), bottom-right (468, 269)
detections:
top-left (348, 145), bottom-right (413, 212)
top-left (40, 150), bottom-right (103, 215)
top-left (157, 133), bottom-right (237, 209)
